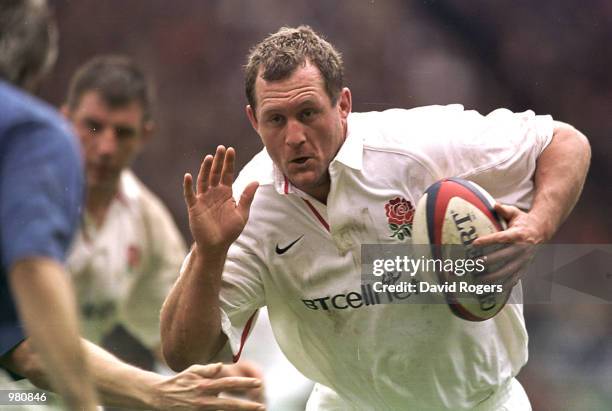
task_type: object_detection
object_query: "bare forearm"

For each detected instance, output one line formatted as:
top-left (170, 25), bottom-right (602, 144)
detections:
top-left (163, 146), bottom-right (259, 370)
top-left (9, 258), bottom-right (97, 410)
top-left (6, 339), bottom-right (161, 409)
top-left (82, 340), bottom-right (164, 409)
top-left (161, 246), bottom-right (228, 370)
top-left (530, 121), bottom-right (591, 239)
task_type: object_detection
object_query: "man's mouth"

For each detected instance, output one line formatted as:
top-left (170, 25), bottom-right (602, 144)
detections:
top-left (291, 156), bottom-right (310, 164)
top-left (91, 165), bottom-right (115, 178)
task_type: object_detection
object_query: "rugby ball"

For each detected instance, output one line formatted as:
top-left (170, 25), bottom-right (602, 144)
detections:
top-left (411, 178), bottom-right (510, 321)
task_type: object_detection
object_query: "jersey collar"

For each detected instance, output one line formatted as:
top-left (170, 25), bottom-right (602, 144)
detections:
top-left (81, 170), bottom-right (139, 239)
top-left (332, 113), bottom-right (364, 171)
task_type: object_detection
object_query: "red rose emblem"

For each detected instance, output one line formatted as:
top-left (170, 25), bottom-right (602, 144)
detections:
top-left (385, 197), bottom-right (414, 226)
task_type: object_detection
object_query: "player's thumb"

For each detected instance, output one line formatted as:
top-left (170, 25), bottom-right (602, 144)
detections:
top-left (238, 181), bottom-right (259, 218)
top-left (494, 202), bottom-right (520, 222)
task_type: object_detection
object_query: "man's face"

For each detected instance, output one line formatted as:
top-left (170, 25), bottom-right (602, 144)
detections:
top-left (65, 91), bottom-right (151, 191)
top-left (247, 62), bottom-right (351, 198)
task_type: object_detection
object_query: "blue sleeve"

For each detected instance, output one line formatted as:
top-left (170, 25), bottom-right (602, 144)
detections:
top-left (0, 319), bottom-right (25, 358)
top-left (0, 121), bottom-right (84, 270)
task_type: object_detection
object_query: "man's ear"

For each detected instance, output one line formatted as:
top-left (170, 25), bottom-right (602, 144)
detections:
top-left (142, 121), bottom-right (155, 143)
top-left (246, 105), bottom-right (258, 132)
top-left (338, 87), bottom-right (352, 120)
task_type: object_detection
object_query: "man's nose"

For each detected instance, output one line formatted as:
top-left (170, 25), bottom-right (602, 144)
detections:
top-left (285, 118), bottom-right (306, 147)
top-left (97, 127), bottom-right (118, 156)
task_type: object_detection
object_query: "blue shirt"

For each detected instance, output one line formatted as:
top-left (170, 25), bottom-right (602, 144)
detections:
top-left (0, 80), bottom-right (84, 359)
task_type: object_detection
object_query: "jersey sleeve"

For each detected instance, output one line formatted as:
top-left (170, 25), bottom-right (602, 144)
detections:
top-left (218, 233), bottom-right (267, 361)
top-left (0, 121), bottom-right (82, 363)
top-left (439, 107), bottom-right (553, 209)
top-left (380, 105), bottom-right (554, 209)
top-left (1, 122), bottom-right (83, 270)
top-left (121, 191), bottom-right (188, 350)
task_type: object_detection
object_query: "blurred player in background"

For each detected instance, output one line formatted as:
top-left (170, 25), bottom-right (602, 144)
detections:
top-left (0, 0), bottom-right (98, 408)
top-left (60, 55), bottom-right (265, 408)
top-left (161, 26), bottom-right (591, 410)
top-left (1, 2), bottom-right (264, 410)
top-left (61, 54), bottom-right (184, 374)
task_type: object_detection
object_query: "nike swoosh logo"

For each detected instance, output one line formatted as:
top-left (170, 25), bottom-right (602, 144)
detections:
top-left (275, 235), bottom-right (304, 255)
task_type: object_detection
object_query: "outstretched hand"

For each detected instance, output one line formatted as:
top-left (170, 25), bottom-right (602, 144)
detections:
top-left (184, 146), bottom-right (259, 252)
top-left (154, 363), bottom-right (265, 410)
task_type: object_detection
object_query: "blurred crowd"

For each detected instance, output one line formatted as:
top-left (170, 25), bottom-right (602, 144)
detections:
top-left (41, 1), bottom-right (612, 410)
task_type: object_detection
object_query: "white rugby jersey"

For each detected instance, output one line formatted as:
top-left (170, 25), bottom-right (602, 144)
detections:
top-left (68, 170), bottom-right (186, 349)
top-left (205, 105), bottom-right (553, 410)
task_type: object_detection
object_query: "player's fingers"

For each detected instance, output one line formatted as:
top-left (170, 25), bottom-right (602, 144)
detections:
top-left (203, 396), bottom-right (265, 411)
top-left (233, 360), bottom-right (264, 379)
top-left (221, 147), bottom-right (236, 186)
top-left (197, 155), bottom-right (214, 194)
top-left (480, 252), bottom-right (530, 284)
top-left (187, 363), bottom-right (223, 378)
top-left (184, 173), bottom-right (196, 208)
top-left (210, 145), bottom-right (226, 187)
top-left (473, 230), bottom-right (513, 246)
top-left (219, 361), bottom-right (264, 379)
top-left (238, 182), bottom-right (259, 219)
top-left (201, 376), bottom-right (262, 393)
top-left (243, 386), bottom-right (266, 404)
top-left (499, 258), bottom-right (529, 290)
top-left (483, 243), bottom-right (523, 266)
top-left (494, 202), bottom-right (522, 223)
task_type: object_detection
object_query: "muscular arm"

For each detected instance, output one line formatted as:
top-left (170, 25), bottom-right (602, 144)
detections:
top-left (9, 258), bottom-right (98, 410)
top-left (527, 121), bottom-right (591, 240)
top-left (160, 146), bottom-right (258, 371)
top-left (161, 246), bottom-right (229, 370)
top-left (475, 121), bottom-right (591, 283)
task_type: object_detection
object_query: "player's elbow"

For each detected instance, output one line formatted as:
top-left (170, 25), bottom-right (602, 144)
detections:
top-left (162, 331), bottom-right (227, 372)
top-left (162, 344), bottom-right (216, 372)
top-left (160, 333), bottom-right (205, 371)
top-left (160, 303), bottom-right (227, 370)
top-left (553, 121), bottom-right (591, 163)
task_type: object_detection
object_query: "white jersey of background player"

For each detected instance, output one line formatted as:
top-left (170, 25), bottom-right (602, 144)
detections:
top-left (67, 169), bottom-right (185, 351)
top-left (161, 27), bottom-right (590, 410)
top-left (61, 56), bottom-right (184, 360)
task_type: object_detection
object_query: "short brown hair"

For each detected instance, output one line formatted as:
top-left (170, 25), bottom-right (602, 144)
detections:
top-left (244, 25), bottom-right (344, 111)
top-left (66, 55), bottom-right (154, 122)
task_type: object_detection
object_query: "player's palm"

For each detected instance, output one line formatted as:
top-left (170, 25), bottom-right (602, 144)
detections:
top-left (184, 146), bottom-right (258, 250)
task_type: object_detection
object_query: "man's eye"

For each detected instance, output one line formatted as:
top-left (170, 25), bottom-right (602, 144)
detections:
top-left (115, 127), bottom-right (136, 139)
top-left (85, 120), bottom-right (102, 133)
top-left (268, 115), bottom-right (284, 125)
top-left (301, 109), bottom-right (315, 121)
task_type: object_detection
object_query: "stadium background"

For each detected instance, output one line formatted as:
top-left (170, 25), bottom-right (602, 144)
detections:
top-left (42, 1), bottom-right (612, 409)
